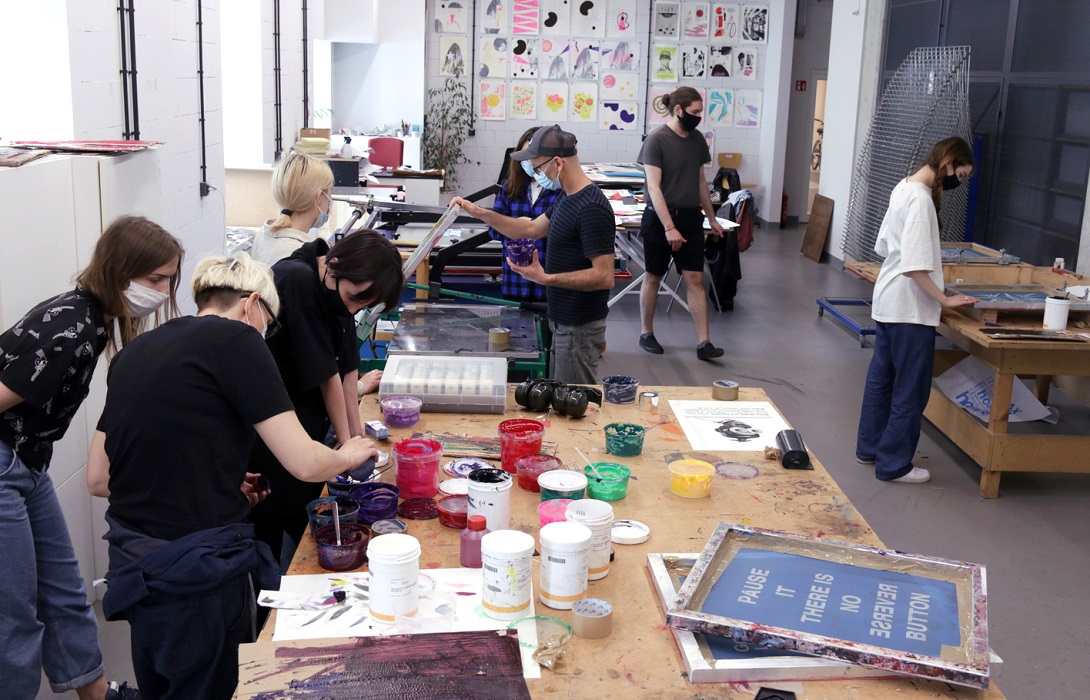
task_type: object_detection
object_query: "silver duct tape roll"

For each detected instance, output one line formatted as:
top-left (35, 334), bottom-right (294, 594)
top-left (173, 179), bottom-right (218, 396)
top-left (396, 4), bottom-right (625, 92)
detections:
top-left (638, 391), bottom-right (659, 412)
top-left (712, 379), bottom-right (739, 401)
top-left (571, 598), bottom-right (614, 639)
top-left (488, 327), bottom-right (510, 351)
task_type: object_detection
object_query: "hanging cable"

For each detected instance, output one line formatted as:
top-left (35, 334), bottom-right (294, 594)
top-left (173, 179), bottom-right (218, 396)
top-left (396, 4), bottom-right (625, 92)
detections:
top-left (273, 0), bottom-right (283, 159)
top-left (197, 0), bottom-right (211, 196)
top-left (126, 0), bottom-right (140, 139)
top-left (302, 0), bottom-right (309, 128)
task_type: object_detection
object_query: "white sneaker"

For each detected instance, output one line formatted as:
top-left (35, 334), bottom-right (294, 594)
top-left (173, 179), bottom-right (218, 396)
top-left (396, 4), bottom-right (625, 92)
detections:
top-left (890, 467), bottom-right (931, 484)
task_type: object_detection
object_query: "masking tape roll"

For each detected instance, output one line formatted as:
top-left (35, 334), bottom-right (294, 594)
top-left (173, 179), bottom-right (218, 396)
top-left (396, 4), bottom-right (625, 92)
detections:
top-left (571, 598), bottom-right (614, 639)
top-left (488, 327), bottom-right (510, 351)
top-left (712, 380), bottom-right (739, 401)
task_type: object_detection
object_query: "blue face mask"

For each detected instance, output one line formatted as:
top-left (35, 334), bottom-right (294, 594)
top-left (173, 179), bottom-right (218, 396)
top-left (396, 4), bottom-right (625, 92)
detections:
top-left (533, 159), bottom-right (562, 191)
top-left (520, 160), bottom-right (536, 178)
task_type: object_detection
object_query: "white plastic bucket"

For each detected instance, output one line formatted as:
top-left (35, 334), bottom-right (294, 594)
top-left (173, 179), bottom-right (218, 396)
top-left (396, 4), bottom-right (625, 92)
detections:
top-left (367, 533), bottom-right (421, 623)
top-left (467, 468), bottom-right (513, 531)
top-left (565, 499), bottom-right (614, 580)
top-left (1044, 296), bottom-right (1071, 331)
top-left (480, 530), bottom-right (536, 620)
top-left (538, 521), bottom-right (592, 610)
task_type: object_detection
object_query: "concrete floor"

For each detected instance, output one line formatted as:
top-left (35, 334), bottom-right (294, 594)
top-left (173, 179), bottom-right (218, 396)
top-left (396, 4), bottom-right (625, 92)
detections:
top-left (41, 224), bottom-right (1088, 698)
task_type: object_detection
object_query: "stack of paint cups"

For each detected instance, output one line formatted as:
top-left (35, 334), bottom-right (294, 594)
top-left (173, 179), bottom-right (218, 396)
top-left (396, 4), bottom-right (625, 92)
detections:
top-left (538, 521), bottom-right (592, 610)
top-left (367, 533), bottom-right (421, 623)
top-left (565, 499), bottom-right (614, 580)
top-left (467, 468), bottom-right (513, 531)
top-left (480, 530), bottom-right (536, 620)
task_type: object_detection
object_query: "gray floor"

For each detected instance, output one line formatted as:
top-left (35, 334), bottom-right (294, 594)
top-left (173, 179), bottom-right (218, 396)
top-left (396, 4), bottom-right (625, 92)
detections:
top-left (41, 224), bottom-right (1087, 698)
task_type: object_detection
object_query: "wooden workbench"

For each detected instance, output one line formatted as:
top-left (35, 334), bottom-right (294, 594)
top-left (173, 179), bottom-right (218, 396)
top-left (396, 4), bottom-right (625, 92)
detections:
top-left (239, 386), bottom-right (1003, 699)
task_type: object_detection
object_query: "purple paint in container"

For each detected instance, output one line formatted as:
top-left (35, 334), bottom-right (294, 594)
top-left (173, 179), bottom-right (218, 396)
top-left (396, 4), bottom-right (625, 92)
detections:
top-left (504, 238), bottom-right (537, 266)
top-left (381, 396), bottom-right (423, 429)
top-left (306, 496), bottom-right (360, 537)
top-left (315, 522), bottom-right (370, 571)
top-left (349, 483), bottom-right (400, 525)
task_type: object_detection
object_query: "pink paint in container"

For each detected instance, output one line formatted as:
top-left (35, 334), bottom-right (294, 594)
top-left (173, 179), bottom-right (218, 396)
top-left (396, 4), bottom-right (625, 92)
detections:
top-left (393, 438), bottom-right (442, 499)
top-left (498, 419), bottom-right (545, 474)
top-left (538, 498), bottom-right (572, 528)
top-left (515, 454), bottom-right (563, 492)
top-left (381, 396), bottom-right (423, 429)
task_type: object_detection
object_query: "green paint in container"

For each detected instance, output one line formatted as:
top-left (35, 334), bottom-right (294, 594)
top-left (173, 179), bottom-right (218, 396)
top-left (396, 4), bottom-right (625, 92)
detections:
top-left (604, 422), bottom-right (646, 456)
top-left (584, 463), bottom-right (632, 502)
top-left (537, 470), bottom-right (588, 502)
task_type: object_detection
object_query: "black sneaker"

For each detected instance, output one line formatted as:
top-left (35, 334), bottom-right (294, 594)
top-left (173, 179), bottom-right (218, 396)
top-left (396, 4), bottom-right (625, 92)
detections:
top-left (639, 333), bottom-right (664, 354)
top-left (697, 341), bottom-right (724, 361)
top-left (105, 681), bottom-right (141, 700)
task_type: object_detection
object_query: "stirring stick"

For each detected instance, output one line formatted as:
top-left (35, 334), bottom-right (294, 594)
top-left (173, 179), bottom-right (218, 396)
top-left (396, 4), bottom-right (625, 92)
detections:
top-left (333, 500), bottom-right (342, 546)
top-left (574, 447), bottom-right (602, 478)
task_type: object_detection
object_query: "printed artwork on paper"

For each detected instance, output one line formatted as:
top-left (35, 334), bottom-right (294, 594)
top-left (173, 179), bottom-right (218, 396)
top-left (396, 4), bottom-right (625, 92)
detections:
top-left (599, 70), bottom-right (639, 100)
top-left (682, 3), bottom-right (710, 39)
top-left (733, 89), bottom-right (762, 127)
top-left (653, 1), bottom-right (680, 38)
top-left (511, 38), bottom-right (540, 78)
top-left (601, 101), bottom-right (638, 131)
top-left (652, 44), bottom-right (679, 82)
top-left (711, 3), bottom-right (739, 40)
top-left (435, 1), bottom-right (469, 32)
top-left (540, 81), bottom-right (569, 121)
top-left (479, 82), bottom-right (507, 120)
top-left (511, 82), bottom-right (538, 119)
top-left (697, 88), bottom-right (707, 119)
top-left (606, 0), bottom-right (637, 38)
top-left (570, 40), bottom-right (600, 80)
top-left (668, 400), bottom-right (791, 451)
top-left (709, 45), bottom-right (732, 76)
top-left (569, 82), bottom-right (598, 122)
top-left (512, 0), bottom-right (540, 33)
top-left (741, 4), bottom-right (768, 43)
top-left (601, 40), bottom-right (640, 71)
top-left (571, 0), bottom-right (606, 36)
top-left (682, 44), bottom-right (707, 78)
top-left (704, 128), bottom-right (716, 164)
top-left (735, 48), bottom-right (757, 79)
top-left (481, 0), bottom-right (508, 33)
top-left (540, 38), bottom-right (570, 79)
top-left (479, 37), bottom-right (510, 78)
top-left (648, 86), bottom-right (672, 124)
top-left (706, 88), bottom-right (734, 126)
top-left (440, 37), bottom-right (468, 76)
top-left (539, 0), bottom-right (570, 35)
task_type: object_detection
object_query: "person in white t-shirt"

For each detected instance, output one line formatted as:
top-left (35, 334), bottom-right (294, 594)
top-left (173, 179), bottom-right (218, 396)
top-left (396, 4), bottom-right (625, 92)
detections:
top-left (856, 137), bottom-right (979, 484)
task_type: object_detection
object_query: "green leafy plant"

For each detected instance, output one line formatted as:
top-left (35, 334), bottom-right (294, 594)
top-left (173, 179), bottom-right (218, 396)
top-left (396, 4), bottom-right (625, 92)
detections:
top-left (422, 77), bottom-right (478, 192)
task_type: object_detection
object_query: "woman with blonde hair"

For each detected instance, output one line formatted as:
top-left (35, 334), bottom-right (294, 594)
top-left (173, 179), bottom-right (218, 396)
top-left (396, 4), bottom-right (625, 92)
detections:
top-left (1, 215), bottom-right (182, 700)
top-left (251, 152), bottom-right (336, 265)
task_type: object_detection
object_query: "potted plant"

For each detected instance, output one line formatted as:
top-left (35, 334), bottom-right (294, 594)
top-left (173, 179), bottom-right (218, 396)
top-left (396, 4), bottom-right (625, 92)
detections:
top-left (422, 77), bottom-right (478, 192)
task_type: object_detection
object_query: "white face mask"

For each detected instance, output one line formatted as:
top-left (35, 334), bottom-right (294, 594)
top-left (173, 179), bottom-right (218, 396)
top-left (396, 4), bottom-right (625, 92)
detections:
top-left (123, 281), bottom-right (169, 318)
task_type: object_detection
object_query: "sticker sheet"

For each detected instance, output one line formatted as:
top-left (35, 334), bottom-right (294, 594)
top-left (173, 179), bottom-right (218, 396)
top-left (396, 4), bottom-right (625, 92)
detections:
top-left (539, 0), bottom-right (570, 35)
top-left (652, 44), bottom-right (679, 82)
top-left (540, 81), bottom-right (569, 121)
top-left (735, 48), bottom-right (757, 80)
top-left (733, 89), bottom-right (762, 127)
top-left (479, 82), bottom-right (507, 120)
top-left (601, 101), bottom-right (638, 131)
top-left (741, 3), bottom-right (768, 43)
top-left (600, 39), bottom-right (639, 71)
top-left (540, 38), bottom-right (570, 79)
top-left (711, 3), bottom-right (739, 40)
top-left (599, 70), bottom-right (639, 100)
top-left (511, 82), bottom-right (539, 119)
top-left (653, 1), bottom-right (680, 38)
top-left (706, 88), bottom-right (734, 126)
top-left (682, 44), bottom-right (707, 78)
top-left (479, 36), bottom-right (510, 78)
top-left (435, 0), bottom-right (470, 32)
top-left (440, 36), bottom-right (468, 76)
top-left (606, 0), bottom-right (637, 38)
top-left (512, 0), bottom-right (540, 33)
top-left (570, 40), bottom-right (600, 80)
top-left (569, 82), bottom-right (598, 122)
top-left (510, 37), bottom-right (540, 78)
top-left (682, 3), bottom-right (710, 39)
top-left (571, 0), bottom-right (607, 36)
top-left (481, 0), bottom-right (508, 33)
top-left (708, 45), bottom-right (733, 77)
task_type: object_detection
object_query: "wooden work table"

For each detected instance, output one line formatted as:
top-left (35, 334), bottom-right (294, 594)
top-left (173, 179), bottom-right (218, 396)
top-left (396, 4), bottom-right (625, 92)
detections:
top-left (239, 386), bottom-right (1003, 699)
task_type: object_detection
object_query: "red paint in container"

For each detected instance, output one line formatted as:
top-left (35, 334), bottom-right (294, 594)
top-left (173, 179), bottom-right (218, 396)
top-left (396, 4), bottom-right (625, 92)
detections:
top-left (515, 454), bottom-right (563, 492)
top-left (436, 494), bottom-right (469, 529)
top-left (497, 419), bottom-right (545, 474)
top-left (315, 522), bottom-right (370, 571)
top-left (394, 438), bottom-right (442, 498)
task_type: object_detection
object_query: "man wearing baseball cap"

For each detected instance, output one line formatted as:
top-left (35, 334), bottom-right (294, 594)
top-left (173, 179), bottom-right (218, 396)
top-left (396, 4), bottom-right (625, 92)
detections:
top-left (450, 125), bottom-right (615, 384)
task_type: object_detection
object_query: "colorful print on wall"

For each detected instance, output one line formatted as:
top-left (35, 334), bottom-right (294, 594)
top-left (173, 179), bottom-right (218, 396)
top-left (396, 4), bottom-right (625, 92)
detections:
top-left (435, 1), bottom-right (469, 32)
top-left (512, 0), bottom-right (540, 34)
top-left (711, 4), bottom-right (739, 40)
top-left (599, 70), bottom-right (639, 100)
top-left (540, 38), bottom-right (570, 79)
top-left (648, 86), bottom-right (672, 124)
top-left (606, 0), bottom-right (637, 38)
top-left (653, 1), bottom-right (680, 38)
top-left (741, 4), bottom-right (768, 43)
top-left (511, 38), bottom-right (540, 78)
top-left (682, 3), bottom-right (710, 39)
top-left (709, 45), bottom-right (732, 76)
top-left (539, 0), bottom-right (570, 35)
top-left (681, 44), bottom-right (707, 78)
top-left (479, 37), bottom-right (510, 78)
top-left (704, 128), bottom-right (716, 165)
top-left (570, 40), bottom-right (600, 80)
top-left (481, 0), bottom-right (508, 33)
top-left (735, 48), bottom-right (757, 80)
top-left (540, 81), bottom-right (569, 121)
top-left (652, 44), bottom-right (679, 82)
top-left (601, 101), bottom-right (638, 131)
top-left (600, 40), bottom-right (639, 71)
top-left (440, 37), bottom-right (468, 76)
top-left (733, 89), bottom-right (762, 127)
top-left (569, 82), bottom-right (598, 122)
top-left (479, 82), bottom-right (507, 120)
top-left (571, 0), bottom-right (606, 37)
top-left (511, 82), bottom-right (538, 119)
top-left (706, 88), bottom-right (734, 126)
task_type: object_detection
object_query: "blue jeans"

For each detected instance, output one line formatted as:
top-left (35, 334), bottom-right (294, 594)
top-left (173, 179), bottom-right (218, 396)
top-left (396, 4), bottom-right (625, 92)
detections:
top-left (856, 322), bottom-right (936, 480)
top-left (0, 441), bottom-right (104, 697)
top-left (549, 318), bottom-right (607, 385)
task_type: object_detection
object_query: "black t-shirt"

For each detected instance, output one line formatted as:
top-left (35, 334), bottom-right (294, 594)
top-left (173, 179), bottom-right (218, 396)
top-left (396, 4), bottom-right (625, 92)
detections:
top-left (637, 125), bottom-right (711, 208)
top-left (0, 289), bottom-right (108, 472)
top-left (544, 184), bottom-right (616, 326)
top-left (99, 316), bottom-right (294, 540)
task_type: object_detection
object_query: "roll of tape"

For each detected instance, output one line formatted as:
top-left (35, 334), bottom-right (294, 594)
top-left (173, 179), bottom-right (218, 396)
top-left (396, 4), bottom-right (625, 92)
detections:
top-left (638, 391), bottom-right (659, 413)
top-left (571, 598), bottom-right (614, 639)
top-left (488, 327), bottom-right (510, 351)
top-left (712, 380), bottom-right (739, 401)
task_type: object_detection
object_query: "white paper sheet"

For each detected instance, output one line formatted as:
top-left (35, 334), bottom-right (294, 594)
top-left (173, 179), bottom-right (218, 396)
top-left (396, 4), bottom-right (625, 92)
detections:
top-left (668, 400), bottom-right (791, 451)
top-left (934, 355), bottom-right (1056, 424)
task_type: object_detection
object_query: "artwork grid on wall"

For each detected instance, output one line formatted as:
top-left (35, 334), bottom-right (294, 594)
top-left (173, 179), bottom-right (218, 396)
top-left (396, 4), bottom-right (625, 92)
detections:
top-left (539, 0), bottom-right (570, 35)
top-left (733, 88), bottom-right (762, 127)
top-left (711, 3), bottom-right (739, 41)
top-left (481, 0), bottom-right (509, 33)
top-left (540, 81), bottom-right (569, 121)
top-left (600, 70), bottom-right (640, 100)
top-left (570, 82), bottom-right (599, 122)
top-left (652, 44), bottom-right (679, 82)
top-left (435, 0), bottom-right (470, 33)
top-left (511, 37), bottom-right (540, 78)
top-left (512, 0), bottom-right (541, 33)
top-left (479, 36), bottom-right (511, 78)
top-left (708, 44), bottom-right (732, 77)
top-left (511, 81), bottom-right (539, 119)
top-left (540, 38), bottom-right (570, 79)
top-left (682, 3), bottom-right (710, 39)
top-left (740, 3), bottom-right (768, 44)
top-left (682, 44), bottom-right (708, 78)
top-left (600, 40), bottom-right (640, 71)
top-left (648, 86), bottom-right (671, 124)
top-left (479, 81), bottom-right (507, 120)
top-left (653, 1), bottom-right (680, 38)
top-left (440, 36), bottom-right (468, 76)
top-left (606, 0), bottom-right (637, 37)
top-left (601, 100), bottom-right (639, 131)
top-left (706, 88), bottom-right (734, 126)
top-left (571, 40), bottom-right (601, 81)
top-left (571, 0), bottom-right (607, 37)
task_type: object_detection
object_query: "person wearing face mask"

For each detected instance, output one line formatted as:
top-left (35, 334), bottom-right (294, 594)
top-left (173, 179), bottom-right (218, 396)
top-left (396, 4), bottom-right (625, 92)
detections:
top-left (855, 137), bottom-right (979, 485)
top-left (248, 231), bottom-right (404, 563)
top-left (637, 86), bottom-right (726, 361)
top-left (0, 215), bottom-right (182, 700)
top-left (450, 125), bottom-right (616, 384)
top-left (251, 152), bottom-right (336, 266)
top-left (86, 253), bottom-right (376, 699)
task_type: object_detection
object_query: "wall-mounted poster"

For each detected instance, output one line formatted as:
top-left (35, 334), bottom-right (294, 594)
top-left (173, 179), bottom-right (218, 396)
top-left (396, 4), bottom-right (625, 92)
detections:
top-left (681, 45), bottom-right (707, 78)
top-left (481, 0), bottom-right (508, 33)
top-left (440, 37), bottom-right (468, 76)
top-left (479, 82), bottom-right (506, 120)
top-left (653, 1), bottom-right (680, 38)
top-left (606, 0), bottom-right (637, 38)
top-left (479, 37), bottom-right (510, 77)
top-left (733, 89), bottom-right (762, 127)
top-left (539, 0), bottom-right (570, 35)
top-left (512, 0), bottom-right (540, 33)
top-left (540, 38), bottom-right (570, 79)
top-left (697, 88), bottom-right (707, 119)
top-left (570, 40), bottom-right (600, 80)
top-left (570, 82), bottom-right (598, 122)
top-left (601, 40), bottom-right (640, 71)
top-left (601, 101), bottom-right (638, 131)
top-left (704, 128), bottom-right (716, 165)
top-left (435, 1), bottom-right (469, 32)
top-left (735, 48), bottom-right (757, 80)
top-left (511, 82), bottom-right (538, 119)
top-left (708, 45), bottom-right (732, 76)
top-left (652, 44), bottom-right (679, 82)
top-left (741, 4), bottom-right (768, 43)
top-left (682, 3), bottom-right (710, 39)
top-left (600, 70), bottom-right (639, 100)
top-left (711, 3), bottom-right (739, 40)
top-left (571, 0), bottom-right (606, 37)
top-left (706, 88), bottom-right (734, 126)
top-left (511, 38), bottom-right (540, 78)
top-left (648, 86), bottom-right (672, 124)
top-left (540, 81), bottom-right (568, 121)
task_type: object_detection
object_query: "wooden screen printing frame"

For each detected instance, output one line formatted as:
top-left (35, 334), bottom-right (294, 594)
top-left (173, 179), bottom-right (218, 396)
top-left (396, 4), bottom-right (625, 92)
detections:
top-left (666, 523), bottom-right (990, 689)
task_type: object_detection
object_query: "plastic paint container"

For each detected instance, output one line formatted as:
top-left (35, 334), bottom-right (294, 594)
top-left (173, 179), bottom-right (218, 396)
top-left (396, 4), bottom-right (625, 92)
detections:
top-left (367, 533), bottom-right (421, 623)
top-left (348, 483), bottom-right (400, 525)
top-left (438, 479), bottom-right (470, 497)
top-left (497, 419), bottom-right (545, 474)
top-left (371, 518), bottom-right (408, 535)
top-left (565, 499), bottom-right (615, 580)
top-left (602, 375), bottom-right (639, 404)
top-left (537, 498), bottom-right (573, 528)
top-left (604, 422), bottom-right (646, 456)
top-left (668, 459), bottom-right (715, 498)
top-left (538, 470), bottom-right (588, 502)
top-left (504, 237), bottom-right (537, 266)
top-left (436, 494), bottom-right (469, 529)
top-left (467, 468), bottom-right (513, 531)
top-left (1044, 296), bottom-right (1071, 331)
top-left (306, 496), bottom-right (360, 537)
top-left (314, 522), bottom-right (370, 571)
top-left (480, 530), bottom-right (536, 620)
top-left (393, 438), bottom-right (442, 499)
top-left (381, 396), bottom-right (423, 428)
top-left (398, 498), bottom-right (439, 520)
top-left (515, 454), bottom-right (563, 492)
top-left (584, 463), bottom-right (631, 502)
top-left (538, 521), bottom-right (592, 610)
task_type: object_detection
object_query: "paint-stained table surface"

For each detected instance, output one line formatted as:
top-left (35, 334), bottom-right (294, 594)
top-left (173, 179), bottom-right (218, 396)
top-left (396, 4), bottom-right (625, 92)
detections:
top-left (241, 386), bottom-right (1004, 699)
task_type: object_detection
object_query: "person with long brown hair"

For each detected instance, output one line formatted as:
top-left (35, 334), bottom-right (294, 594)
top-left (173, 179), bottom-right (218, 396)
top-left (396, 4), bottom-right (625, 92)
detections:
top-left (856, 137), bottom-right (979, 484)
top-left (0, 215), bottom-right (182, 699)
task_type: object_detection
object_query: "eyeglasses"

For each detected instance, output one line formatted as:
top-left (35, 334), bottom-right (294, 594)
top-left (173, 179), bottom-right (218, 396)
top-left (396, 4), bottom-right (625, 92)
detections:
top-left (530, 158), bottom-right (555, 175)
top-left (257, 297), bottom-right (281, 339)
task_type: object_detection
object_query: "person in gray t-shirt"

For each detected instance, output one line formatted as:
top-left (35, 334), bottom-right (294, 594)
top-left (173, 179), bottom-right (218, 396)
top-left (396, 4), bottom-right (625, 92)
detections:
top-left (636, 86), bottom-right (725, 361)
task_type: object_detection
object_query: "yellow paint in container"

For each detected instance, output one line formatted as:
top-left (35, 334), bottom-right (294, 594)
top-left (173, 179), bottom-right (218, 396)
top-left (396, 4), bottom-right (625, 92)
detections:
top-left (668, 459), bottom-right (715, 498)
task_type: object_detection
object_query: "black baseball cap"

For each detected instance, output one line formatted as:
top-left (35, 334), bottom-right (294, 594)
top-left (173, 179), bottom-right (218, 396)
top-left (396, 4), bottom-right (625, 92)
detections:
top-left (510, 125), bottom-right (577, 161)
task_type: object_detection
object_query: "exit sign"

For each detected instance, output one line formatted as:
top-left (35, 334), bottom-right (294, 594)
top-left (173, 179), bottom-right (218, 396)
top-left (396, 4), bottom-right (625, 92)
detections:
top-left (795, 80), bottom-right (807, 91)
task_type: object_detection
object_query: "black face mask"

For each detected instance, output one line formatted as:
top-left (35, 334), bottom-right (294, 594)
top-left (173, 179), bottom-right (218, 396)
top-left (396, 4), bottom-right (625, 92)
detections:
top-left (323, 273), bottom-right (354, 318)
top-left (678, 110), bottom-right (702, 132)
top-left (942, 174), bottom-right (964, 191)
